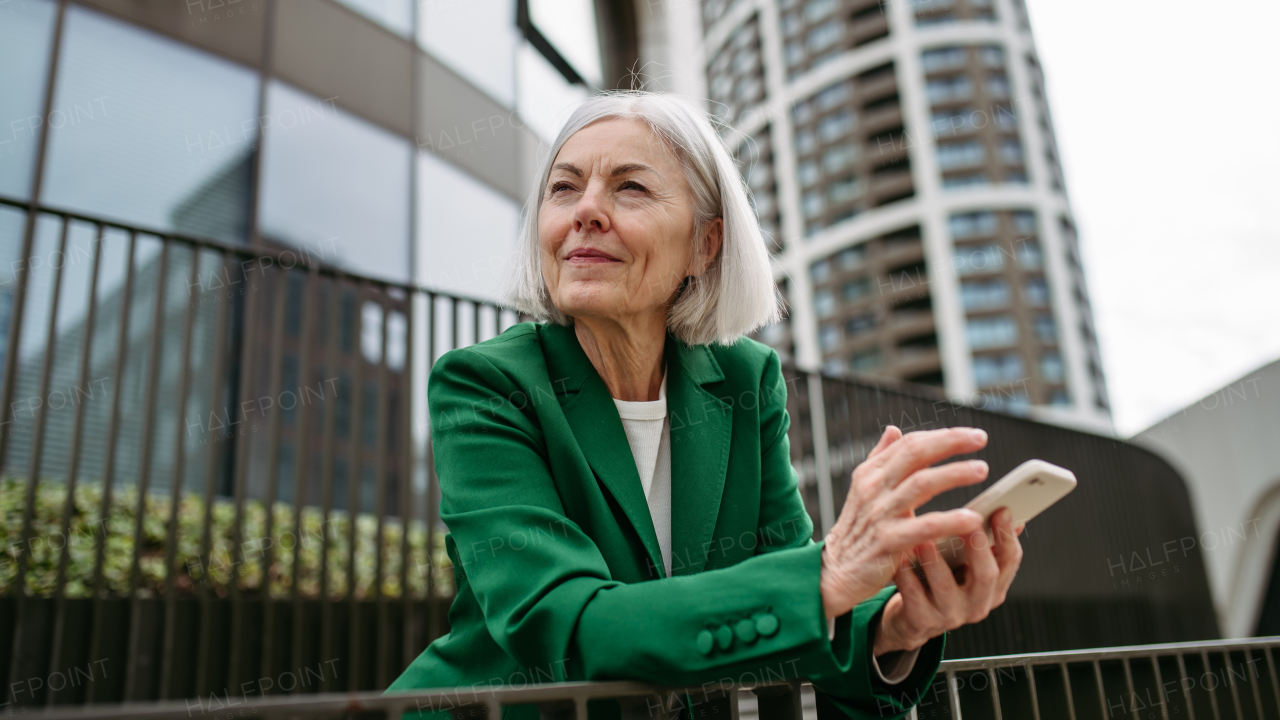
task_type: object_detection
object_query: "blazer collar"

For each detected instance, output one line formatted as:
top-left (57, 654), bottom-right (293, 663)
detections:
top-left (539, 322), bottom-right (732, 579)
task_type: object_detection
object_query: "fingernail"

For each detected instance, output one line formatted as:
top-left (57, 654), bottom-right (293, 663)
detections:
top-left (972, 459), bottom-right (989, 474)
top-left (970, 428), bottom-right (987, 443)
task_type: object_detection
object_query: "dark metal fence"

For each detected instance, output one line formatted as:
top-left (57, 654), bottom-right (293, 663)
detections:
top-left (27, 638), bottom-right (1280, 720)
top-left (0, 197), bottom-right (1221, 711)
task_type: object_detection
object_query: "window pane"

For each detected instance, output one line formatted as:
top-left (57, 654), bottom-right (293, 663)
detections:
top-left (419, 0), bottom-right (517, 106)
top-left (41, 6), bottom-right (259, 243)
top-left (259, 81), bottom-right (411, 282)
top-left (517, 43), bottom-right (588, 142)
top-left (529, 0), bottom-right (602, 87)
top-left (334, 0), bottom-right (412, 36)
top-left (0, 0), bottom-right (58, 200)
top-left (416, 150), bottom-right (519, 303)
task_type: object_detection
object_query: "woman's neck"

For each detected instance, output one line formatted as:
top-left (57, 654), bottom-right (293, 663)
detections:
top-left (573, 315), bottom-right (666, 402)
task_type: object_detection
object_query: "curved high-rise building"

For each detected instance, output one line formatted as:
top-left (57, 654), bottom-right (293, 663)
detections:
top-left (644, 0), bottom-right (1112, 431)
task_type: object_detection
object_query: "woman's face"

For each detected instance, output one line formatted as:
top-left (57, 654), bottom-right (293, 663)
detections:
top-left (538, 117), bottom-right (721, 327)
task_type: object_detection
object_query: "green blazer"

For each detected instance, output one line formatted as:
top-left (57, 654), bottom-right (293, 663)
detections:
top-left (388, 322), bottom-right (944, 720)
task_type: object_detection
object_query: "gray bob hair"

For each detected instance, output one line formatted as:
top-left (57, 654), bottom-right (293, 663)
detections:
top-left (504, 90), bottom-right (783, 346)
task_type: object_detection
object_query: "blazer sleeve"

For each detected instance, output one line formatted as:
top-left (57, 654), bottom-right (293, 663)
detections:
top-left (752, 348), bottom-right (946, 719)
top-left (428, 346), bottom-right (936, 720)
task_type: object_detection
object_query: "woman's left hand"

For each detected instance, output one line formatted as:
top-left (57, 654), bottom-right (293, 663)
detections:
top-left (872, 506), bottom-right (1024, 656)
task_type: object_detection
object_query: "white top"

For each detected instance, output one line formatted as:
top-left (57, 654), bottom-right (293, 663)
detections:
top-left (612, 372), bottom-right (673, 579)
top-left (611, 372), bottom-right (915, 683)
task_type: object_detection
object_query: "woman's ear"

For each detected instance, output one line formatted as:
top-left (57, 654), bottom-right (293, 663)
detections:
top-left (689, 217), bottom-right (724, 277)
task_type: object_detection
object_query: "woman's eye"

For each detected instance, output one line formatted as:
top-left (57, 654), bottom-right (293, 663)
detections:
top-left (549, 182), bottom-right (574, 194)
top-left (620, 181), bottom-right (647, 192)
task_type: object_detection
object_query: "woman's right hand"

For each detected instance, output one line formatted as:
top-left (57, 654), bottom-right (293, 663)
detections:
top-left (819, 425), bottom-right (990, 620)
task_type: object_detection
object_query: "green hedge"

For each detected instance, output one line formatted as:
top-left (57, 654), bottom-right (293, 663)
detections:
top-left (0, 478), bottom-right (454, 599)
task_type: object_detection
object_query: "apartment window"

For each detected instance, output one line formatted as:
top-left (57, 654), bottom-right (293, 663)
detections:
top-left (950, 211), bottom-right (998, 239)
top-left (733, 49), bottom-right (759, 75)
top-left (795, 129), bottom-right (817, 155)
top-left (937, 141), bottom-right (985, 170)
top-left (807, 20), bottom-right (843, 53)
top-left (336, 0), bottom-right (413, 36)
top-left (798, 160), bottom-right (820, 187)
top-left (967, 316), bottom-right (1018, 349)
top-left (1000, 139), bottom-right (1023, 164)
top-left (1050, 389), bottom-right (1072, 407)
top-left (931, 108), bottom-right (977, 137)
top-left (785, 41), bottom-right (805, 67)
top-left (809, 259), bottom-right (832, 283)
top-left (846, 313), bottom-right (876, 336)
top-left (1040, 351), bottom-right (1064, 383)
top-left (823, 143), bottom-right (860, 173)
top-left (736, 77), bottom-right (763, 103)
top-left (960, 279), bottom-right (1010, 311)
top-left (838, 245), bottom-right (866, 269)
top-left (842, 277), bottom-right (872, 302)
top-left (1004, 171), bottom-right (1028, 185)
top-left (814, 289), bottom-right (836, 318)
top-left (819, 323), bottom-right (842, 351)
top-left (980, 45), bottom-right (1005, 67)
top-left (1023, 277), bottom-right (1049, 306)
top-left (803, 190), bottom-right (825, 218)
top-left (1034, 313), bottom-right (1057, 343)
top-left (804, 0), bottom-right (840, 22)
top-left (1013, 210), bottom-right (1037, 235)
top-left (782, 13), bottom-right (802, 37)
top-left (818, 110), bottom-right (857, 141)
top-left (793, 100), bottom-right (814, 125)
top-left (990, 105), bottom-right (1016, 130)
top-left (943, 173), bottom-right (990, 189)
top-left (973, 353), bottom-right (1024, 387)
top-left (1017, 240), bottom-right (1043, 268)
top-left (851, 349), bottom-right (882, 371)
top-left (827, 176), bottom-right (864, 205)
top-left (921, 47), bottom-right (966, 72)
top-left (987, 74), bottom-right (1011, 98)
top-left (926, 76), bottom-right (973, 104)
top-left (815, 80), bottom-right (852, 110)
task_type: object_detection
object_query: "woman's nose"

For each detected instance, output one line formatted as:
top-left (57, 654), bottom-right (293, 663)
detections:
top-left (572, 184), bottom-right (611, 234)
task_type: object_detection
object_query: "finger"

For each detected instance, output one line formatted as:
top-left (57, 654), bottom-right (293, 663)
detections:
top-left (964, 527), bottom-right (1000, 612)
top-left (873, 427), bottom-right (989, 490)
top-left (883, 508), bottom-right (984, 555)
top-left (991, 507), bottom-right (1024, 591)
top-left (916, 537), bottom-right (960, 597)
top-left (866, 425), bottom-right (903, 460)
top-left (885, 459), bottom-right (989, 515)
top-left (894, 547), bottom-right (939, 612)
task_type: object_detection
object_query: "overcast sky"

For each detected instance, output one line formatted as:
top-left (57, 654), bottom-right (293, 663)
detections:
top-left (1022, 0), bottom-right (1280, 436)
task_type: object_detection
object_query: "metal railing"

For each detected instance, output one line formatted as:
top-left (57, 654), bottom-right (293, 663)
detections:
top-left (0, 197), bottom-right (1225, 710)
top-left (26, 637), bottom-right (1280, 720)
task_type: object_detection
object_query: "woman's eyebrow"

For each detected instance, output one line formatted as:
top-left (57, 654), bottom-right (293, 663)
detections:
top-left (551, 162), bottom-right (582, 176)
top-left (611, 163), bottom-right (659, 178)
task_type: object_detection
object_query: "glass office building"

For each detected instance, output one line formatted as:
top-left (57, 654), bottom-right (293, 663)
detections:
top-left (0, 0), bottom-right (609, 508)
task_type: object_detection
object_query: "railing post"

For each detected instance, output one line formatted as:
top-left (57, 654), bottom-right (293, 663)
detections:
top-left (806, 373), bottom-right (835, 535)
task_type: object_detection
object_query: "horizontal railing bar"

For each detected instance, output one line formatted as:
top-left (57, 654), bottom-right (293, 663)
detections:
top-left (936, 636), bottom-right (1280, 670)
top-left (29, 639), bottom-right (1280, 719)
top-left (0, 194), bottom-right (511, 311)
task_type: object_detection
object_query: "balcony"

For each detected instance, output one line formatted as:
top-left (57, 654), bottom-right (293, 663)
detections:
top-left (0, 200), bottom-right (1236, 717)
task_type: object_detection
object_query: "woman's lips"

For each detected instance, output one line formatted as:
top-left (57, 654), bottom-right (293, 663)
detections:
top-left (564, 247), bottom-right (620, 265)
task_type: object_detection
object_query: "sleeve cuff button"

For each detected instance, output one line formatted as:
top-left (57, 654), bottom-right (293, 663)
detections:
top-left (734, 619), bottom-right (757, 643)
top-left (696, 630), bottom-right (715, 655)
top-left (715, 625), bottom-right (734, 650)
top-left (754, 613), bottom-right (779, 637)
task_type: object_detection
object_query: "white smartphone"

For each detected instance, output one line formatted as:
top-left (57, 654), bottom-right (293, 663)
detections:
top-left (929, 459), bottom-right (1077, 570)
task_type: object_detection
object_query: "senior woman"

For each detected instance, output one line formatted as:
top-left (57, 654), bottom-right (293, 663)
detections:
top-left (388, 92), bottom-right (1023, 720)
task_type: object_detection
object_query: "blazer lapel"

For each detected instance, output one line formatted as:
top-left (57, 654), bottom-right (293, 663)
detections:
top-left (665, 337), bottom-right (732, 576)
top-left (539, 323), bottom-right (734, 579)
top-left (540, 323), bottom-right (665, 578)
